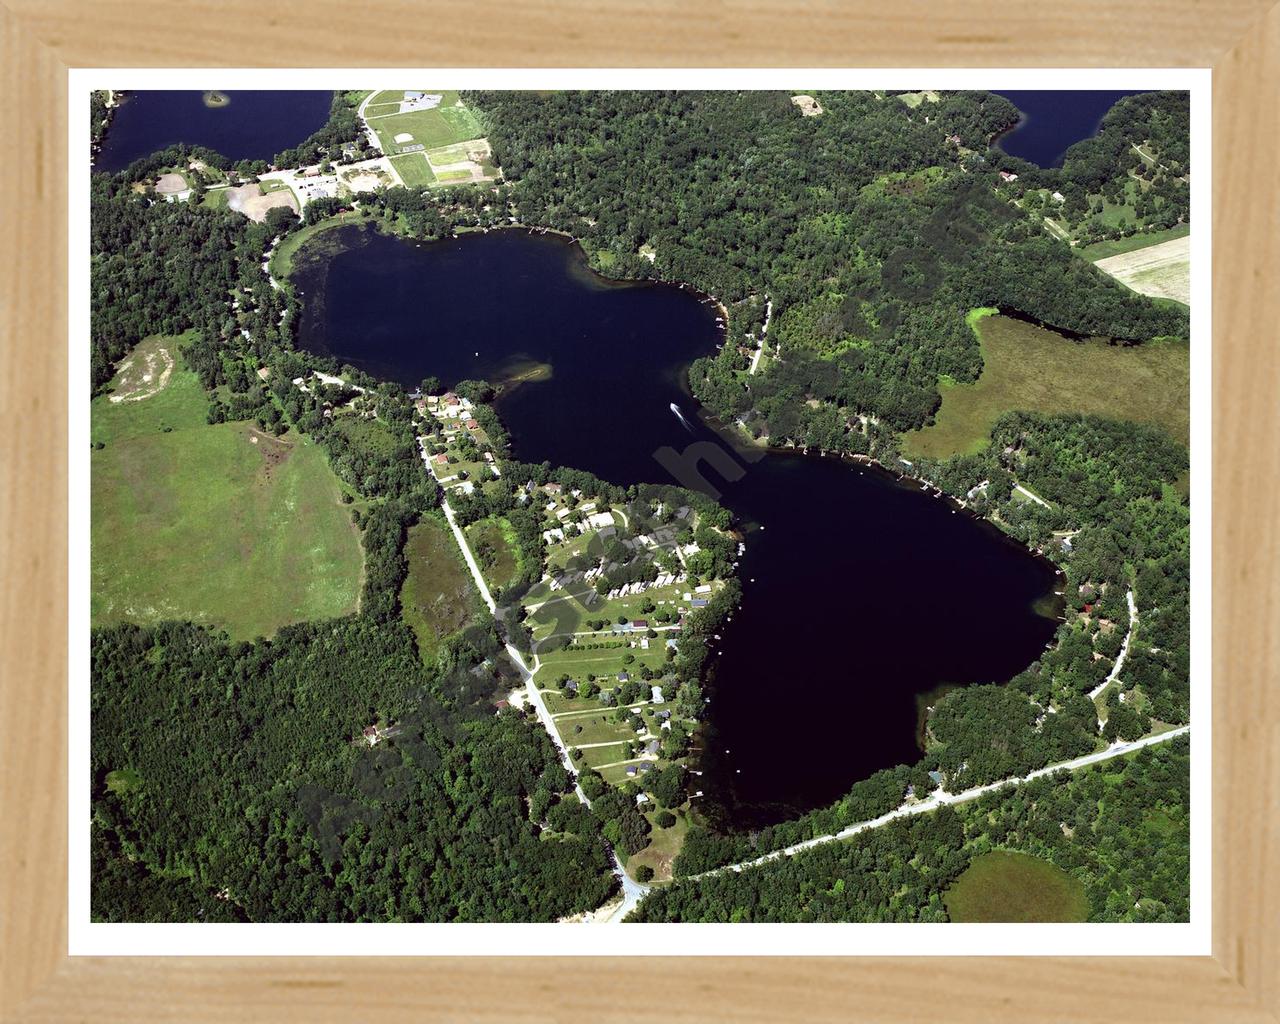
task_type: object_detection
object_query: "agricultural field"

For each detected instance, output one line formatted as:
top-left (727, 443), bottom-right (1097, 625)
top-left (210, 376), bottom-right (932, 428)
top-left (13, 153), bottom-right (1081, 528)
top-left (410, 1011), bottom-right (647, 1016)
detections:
top-left (1093, 234), bottom-right (1191, 306)
top-left (364, 90), bottom-right (485, 154)
top-left (943, 850), bottom-right (1089, 922)
top-left (400, 517), bottom-right (482, 662)
top-left (92, 336), bottom-right (364, 640)
top-left (901, 310), bottom-right (1190, 459)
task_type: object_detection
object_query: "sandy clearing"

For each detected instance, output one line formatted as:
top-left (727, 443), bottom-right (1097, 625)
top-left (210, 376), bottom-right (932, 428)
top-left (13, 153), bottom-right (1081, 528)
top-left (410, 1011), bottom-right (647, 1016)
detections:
top-left (394, 132), bottom-right (414, 143)
top-left (109, 346), bottom-right (174, 403)
top-left (1093, 234), bottom-right (1191, 305)
top-left (790, 94), bottom-right (823, 116)
top-left (154, 173), bottom-right (187, 195)
top-left (224, 183), bottom-right (300, 223)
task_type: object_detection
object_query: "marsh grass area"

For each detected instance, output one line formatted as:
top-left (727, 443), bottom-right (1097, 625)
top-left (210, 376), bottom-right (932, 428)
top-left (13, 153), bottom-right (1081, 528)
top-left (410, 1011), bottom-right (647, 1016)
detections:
top-left (465, 516), bottom-right (522, 591)
top-left (270, 210), bottom-right (370, 282)
top-left (902, 310), bottom-right (1190, 459)
top-left (91, 335), bottom-right (363, 640)
top-left (399, 518), bottom-right (482, 662)
top-left (943, 850), bottom-right (1089, 922)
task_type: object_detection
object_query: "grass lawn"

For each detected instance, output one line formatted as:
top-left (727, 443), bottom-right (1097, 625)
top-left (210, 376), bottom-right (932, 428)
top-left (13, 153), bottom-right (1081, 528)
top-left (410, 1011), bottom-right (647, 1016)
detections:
top-left (1077, 223), bottom-right (1190, 262)
top-left (626, 808), bottom-right (691, 882)
top-left (544, 691), bottom-right (607, 715)
top-left (944, 850), bottom-right (1089, 922)
top-left (400, 517), bottom-right (481, 662)
top-left (465, 516), bottom-right (522, 591)
top-left (92, 340), bottom-right (363, 640)
top-left (537, 643), bottom-right (671, 677)
top-left (559, 713), bottom-right (642, 747)
top-left (200, 188), bottom-right (230, 210)
top-left (581, 745), bottom-right (642, 770)
top-left (389, 153), bottom-right (436, 187)
top-left (901, 310), bottom-right (1190, 459)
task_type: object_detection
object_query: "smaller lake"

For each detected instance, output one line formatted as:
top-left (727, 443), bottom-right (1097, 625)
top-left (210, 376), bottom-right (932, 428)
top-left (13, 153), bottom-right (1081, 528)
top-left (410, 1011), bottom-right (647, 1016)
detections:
top-left (993, 90), bottom-right (1146, 168)
top-left (94, 91), bottom-right (334, 172)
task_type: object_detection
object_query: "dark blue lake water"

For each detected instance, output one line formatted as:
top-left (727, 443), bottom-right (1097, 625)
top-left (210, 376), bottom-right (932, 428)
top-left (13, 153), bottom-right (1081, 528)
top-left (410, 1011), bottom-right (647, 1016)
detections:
top-left (994, 90), bottom-right (1146, 167)
top-left (295, 226), bottom-right (1061, 825)
top-left (94, 91), bottom-right (333, 172)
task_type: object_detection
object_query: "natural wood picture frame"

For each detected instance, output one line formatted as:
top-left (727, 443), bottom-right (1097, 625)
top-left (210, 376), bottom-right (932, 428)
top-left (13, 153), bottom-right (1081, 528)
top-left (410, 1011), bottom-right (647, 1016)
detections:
top-left (1, 2), bottom-right (1276, 1019)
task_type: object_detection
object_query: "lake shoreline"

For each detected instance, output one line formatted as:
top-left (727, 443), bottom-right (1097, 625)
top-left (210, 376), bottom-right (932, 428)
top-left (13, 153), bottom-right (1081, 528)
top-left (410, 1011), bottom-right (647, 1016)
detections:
top-left (290, 218), bottom-right (1068, 829)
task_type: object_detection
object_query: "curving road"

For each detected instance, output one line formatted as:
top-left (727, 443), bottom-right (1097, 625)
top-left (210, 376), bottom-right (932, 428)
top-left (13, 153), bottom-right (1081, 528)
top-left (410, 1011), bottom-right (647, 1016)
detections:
top-left (1089, 589), bottom-right (1139, 701)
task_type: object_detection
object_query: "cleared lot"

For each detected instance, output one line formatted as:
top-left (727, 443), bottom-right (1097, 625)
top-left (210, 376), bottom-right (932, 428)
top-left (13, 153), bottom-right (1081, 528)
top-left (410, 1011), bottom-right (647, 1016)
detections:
top-left (1093, 234), bottom-right (1191, 306)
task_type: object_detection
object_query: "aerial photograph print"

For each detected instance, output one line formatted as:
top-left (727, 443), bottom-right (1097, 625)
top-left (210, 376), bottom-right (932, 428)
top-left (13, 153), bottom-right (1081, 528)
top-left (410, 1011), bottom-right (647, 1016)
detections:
top-left (87, 84), bottom-right (1193, 929)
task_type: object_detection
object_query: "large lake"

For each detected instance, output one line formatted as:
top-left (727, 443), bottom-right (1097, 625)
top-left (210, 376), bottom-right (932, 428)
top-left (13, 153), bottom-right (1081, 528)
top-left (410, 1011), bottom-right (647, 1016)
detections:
top-left (994, 90), bottom-right (1146, 167)
top-left (94, 91), bottom-right (333, 172)
top-left (295, 226), bottom-right (1061, 826)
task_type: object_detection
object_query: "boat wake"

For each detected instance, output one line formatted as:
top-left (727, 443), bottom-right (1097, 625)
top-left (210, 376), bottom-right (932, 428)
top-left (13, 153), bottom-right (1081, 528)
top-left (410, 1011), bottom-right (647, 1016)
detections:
top-left (670, 402), bottom-right (694, 432)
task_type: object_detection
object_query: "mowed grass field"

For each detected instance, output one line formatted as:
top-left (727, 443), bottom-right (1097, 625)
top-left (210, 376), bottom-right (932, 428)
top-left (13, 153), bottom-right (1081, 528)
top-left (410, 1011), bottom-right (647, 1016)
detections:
top-left (901, 310), bottom-right (1190, 459)
top-left (944, 850), bottom-right (1089, 922)
top-left (91, 338), bottom-right (363, 640)
top-left (1077, 222), bottom-right (1189, 261)
top-left (365, 90), bottom-right (484, 154)
top-left (399, 518), bottom-right (481, 662)
top-left (389, 153), bottom-right (436, 187)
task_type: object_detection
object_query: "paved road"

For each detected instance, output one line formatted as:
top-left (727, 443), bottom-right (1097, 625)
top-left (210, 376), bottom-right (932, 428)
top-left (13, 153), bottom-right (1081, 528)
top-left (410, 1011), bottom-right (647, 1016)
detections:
top-left (688, 724), bottom-right (1191, 881)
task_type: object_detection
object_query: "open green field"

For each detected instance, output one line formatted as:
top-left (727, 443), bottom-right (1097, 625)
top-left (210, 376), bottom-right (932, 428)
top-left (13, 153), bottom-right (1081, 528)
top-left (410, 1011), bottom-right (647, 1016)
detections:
top-left (389, 153), bottom-right (436, 187)
top-left (560, 713), bottom-right (639, 747)
top-left (1076, 223), bottom-right (1190, 262)
top-left (901, 310), bottom-right (1190, 459)
top-left (465, 516), bottom-right (522, 591)
top-left (537, 643), bottom-right (671, 678)
top-left (365, 90), bottom-right (484, 154)
top-left (92, 338), bottom-right (363, 640)
top-left (944, 850), bottom-right (1089, 922)
top-left (400, 517), bottom-right (481, 662)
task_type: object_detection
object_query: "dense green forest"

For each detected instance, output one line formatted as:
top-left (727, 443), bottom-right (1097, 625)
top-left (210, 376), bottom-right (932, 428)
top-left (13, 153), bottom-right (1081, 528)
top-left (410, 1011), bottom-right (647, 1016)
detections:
top-left (91, 499), bottom-right (618, 921)
top-left (633, 734), bottom-right (1189, 922)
